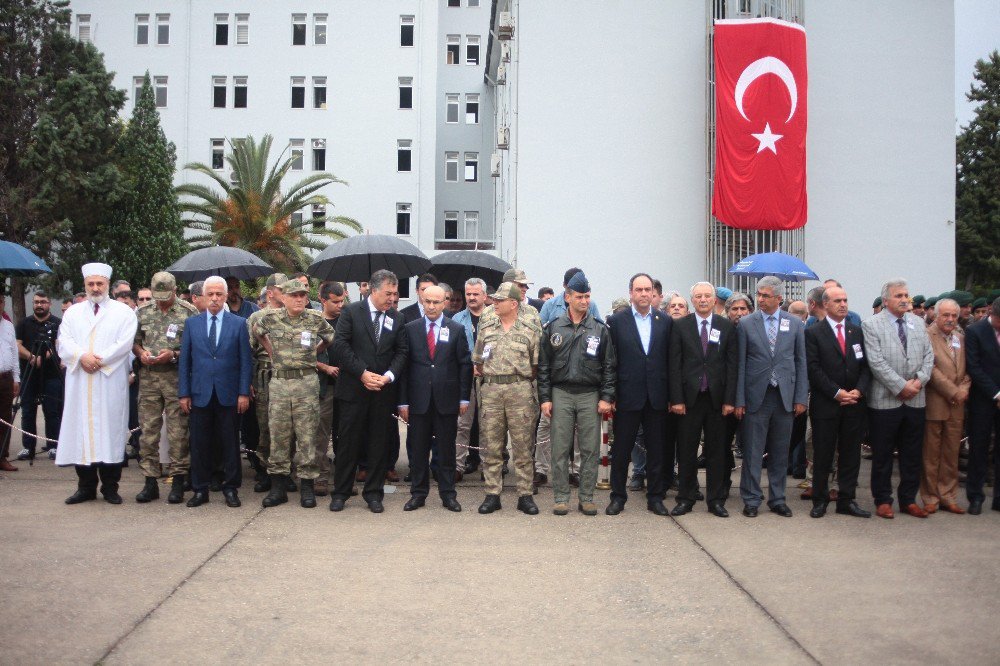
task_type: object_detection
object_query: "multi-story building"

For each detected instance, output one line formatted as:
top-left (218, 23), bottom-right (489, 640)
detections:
top-left (68, 0), bottom-right (494, 303)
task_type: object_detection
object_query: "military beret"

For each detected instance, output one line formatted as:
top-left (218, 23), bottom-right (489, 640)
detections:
top-left (924, 296), bottom-right (938, 308)
top-left (502, 268), bottom-right (531, 284)
top-left (266, 272), bottom-right (288, 287)
top-left (716, 287), bottom-right (733, 300)
top-left (566, 271), bottom-right (590, 293)
top-left (988, 289), bottom-right (1000, 304)
top-left (911, 295), bottom-right (925, 306)
top-left (952, 290), bottom-right (975, 307)
top-left (280, 279), bottom-right (308, 295)
top-left (872, 297), bottom-right (883, 308)
top-left (490, 282), bottom-right (521, 301)
top-left (973, 297), bottom-right (988, 309)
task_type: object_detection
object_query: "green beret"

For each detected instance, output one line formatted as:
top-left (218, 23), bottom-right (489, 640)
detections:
top-left (988, 289), bottom-right (1000, 304)
top-left (952, 290), bottom-right (975, 307)
top-left (973, 297), bottom-right (988, 309)
top-left (872, 297), bottom-right (882, 308)
top-left (911, 295), bottom-right (925, 306)
top-left (924, 296), bottom-right (938, 308)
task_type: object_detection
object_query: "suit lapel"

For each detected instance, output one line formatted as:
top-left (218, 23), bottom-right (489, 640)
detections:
top-left (753, 312), bottom-right (769, 353)
top-left (623, 310), bottom-right (646, 355)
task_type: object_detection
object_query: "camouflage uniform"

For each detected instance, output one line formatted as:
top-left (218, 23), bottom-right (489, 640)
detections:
top-left (135, 296), bottom-right (198, 479)
top-left (473, 308), bottom-right (540, 496)
top-left (256, 298), bottom-right (334, 479)
top-left (248, 306), bottom-right (279, 465)
top-left (480, 301), bottom-right (542, 333)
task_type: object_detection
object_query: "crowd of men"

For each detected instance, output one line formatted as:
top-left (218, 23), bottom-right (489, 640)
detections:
top-left (1, 260), bottom-right (998, 521)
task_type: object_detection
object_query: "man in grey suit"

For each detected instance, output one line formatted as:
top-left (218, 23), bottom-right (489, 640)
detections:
top-left (735, 276), bottom-right (808, 517)
top-left (862, 278), bottom-right (935, 519)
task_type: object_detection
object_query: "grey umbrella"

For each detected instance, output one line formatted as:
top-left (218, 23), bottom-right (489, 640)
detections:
top-left (165, 246), bottom-right (274, 281)
top-left (307, 234), bottom-right (431, 282)
top-left (429, 250), bottom-right (511, 288)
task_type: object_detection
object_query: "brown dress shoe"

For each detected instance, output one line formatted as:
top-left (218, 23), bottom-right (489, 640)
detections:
top-left (385, 470), bottom-right (400, 483)
top-left (800, 488), bottom-right (813, 500)
top-left (0, 458), bottom-right (18, 472)
top-left (903, 503), bottom-right (928, 518)
top-left (454, 470), bottom-right (463, 483)
top-left (355, 469), bottom-right (367, 482)
top-left (876, 503), bottom-right (895, 519)
top-left (940, 503), bottom-right (966, 514)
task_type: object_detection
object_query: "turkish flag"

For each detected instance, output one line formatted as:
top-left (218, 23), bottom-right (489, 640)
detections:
top-left (712, 18), bottom-right (807, 231)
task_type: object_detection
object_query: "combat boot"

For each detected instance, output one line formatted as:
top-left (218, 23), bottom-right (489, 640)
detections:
top-left (254, 474), bottom-right (272, 493)
top-left (135, 477), bottom-right (159, 503)
top-left (299, 479), bottom-right (316, 508)
top-left (262, 475), bottom-right (288, 507)
top-left (167, 475), bottom-right (185, 504)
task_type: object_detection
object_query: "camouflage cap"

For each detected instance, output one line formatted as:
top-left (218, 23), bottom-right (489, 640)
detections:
top-left (611, 297), bottom-right (630, 313)
top-left (491, 281), bottom-right (522, 301)
top-left (502, 268), bottom-right (531, 284)
top-left (280, 279), bottom-right (308, 295)
top-left (150, 271), bottom-right (176, 300)
top-left (265, 272), bottom-right (288, 288)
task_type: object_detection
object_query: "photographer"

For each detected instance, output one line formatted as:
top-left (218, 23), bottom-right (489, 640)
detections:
top-left (15, 292), bottom-right (63, 460)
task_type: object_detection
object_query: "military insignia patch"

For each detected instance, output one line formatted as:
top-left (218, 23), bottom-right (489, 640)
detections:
top-left (550, 332), bottom-right (563, 347)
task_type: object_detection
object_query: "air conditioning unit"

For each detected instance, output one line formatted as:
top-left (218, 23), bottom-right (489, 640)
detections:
top-left (501, 42), bottom-right (510, 63)
top-left (498, 11), bottom-right (514, 40)
top-left (312, 139), bottom-right (326, 149)
top-left (496, 62), bottom-right (507, 85)
top-left (490, 152), bottom-right (501, 177)
top-left (497, 126), bottom-right (509, 150)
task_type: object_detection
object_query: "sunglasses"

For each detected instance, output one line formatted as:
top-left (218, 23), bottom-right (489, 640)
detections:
top-left (137, 297), bottom-right (153, 302)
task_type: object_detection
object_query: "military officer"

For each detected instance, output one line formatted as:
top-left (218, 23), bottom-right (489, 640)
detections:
top-left (255, 280), bottom-right (335, 509)
top-left (133, 271), bottom-right (198, 504)
top-left (473, 282), bottom-right (542, 515)
top-left (246, 272), bottom-right (286, 492)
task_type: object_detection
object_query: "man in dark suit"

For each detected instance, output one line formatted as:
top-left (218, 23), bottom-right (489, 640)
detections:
top-left (178, 276), bottom-right (253, 508)
top-left (606, 273), bottom-right (673, 516)
top-left (964, 298), bottom-right (1000, 514)
top-left (735, 276), bottom-right (808, 518)
top-left (400, 273), bottom-right (439, 324)
top-left (398, 285), bottom-right (471, 512)
top-left (669, 282), bottom-right (737, 518)
top-left (330, 269), bottom-right (409, 512)
top-left (804, 286), bottom-right (871, 518)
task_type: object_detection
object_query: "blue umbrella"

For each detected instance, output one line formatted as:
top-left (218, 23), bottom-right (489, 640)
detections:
top-left (0, 241), bottom-right (52, 276)
top-left (727, 251), bottom-right (817, 282)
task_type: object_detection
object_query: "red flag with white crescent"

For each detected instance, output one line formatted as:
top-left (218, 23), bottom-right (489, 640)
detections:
top-left (712, 18), bottom-right (807, 231)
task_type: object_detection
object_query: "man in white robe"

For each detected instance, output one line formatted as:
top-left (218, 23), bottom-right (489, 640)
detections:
top-left (57, 263), bottom-right (138, 504)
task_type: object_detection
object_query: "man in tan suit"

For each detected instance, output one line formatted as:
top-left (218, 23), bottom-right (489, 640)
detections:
top-left (922, 298), bottom-right (970, 514)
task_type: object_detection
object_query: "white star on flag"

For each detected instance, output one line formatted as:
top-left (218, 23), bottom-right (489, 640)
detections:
top-left (751, 122), bottom-right (783, 154)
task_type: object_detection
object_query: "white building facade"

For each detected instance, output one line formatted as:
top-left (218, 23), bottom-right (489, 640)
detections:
top-left (486, 0), bottom-right (956, 312)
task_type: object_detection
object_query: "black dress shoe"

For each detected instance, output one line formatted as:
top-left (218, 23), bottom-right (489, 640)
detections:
top-left (708, 502), bottom-right (729, 518)
top-left (835, 501), bottom-right (870, 518)
top-left (968, 499), bottom-right (983, 515)
top-left (605, 499), bottom-right (625, 515)
top-left (223, 489), bottom-right (241, 507)
top-left (403, 473), bottom-right (412, 483)
top-left (404, 496), bottom-right (426, 511)
top-left (65, 489), bottom-right (97, 504)
top-left (810, 502), bottom-right (828, 518)
top-left (186, 491), bottom-right (210, 507)
top-left (769, 503), bottom-right (793, 517)
top-left (628, 475), bottom-right (645, 491)
top-left (442, 497), bottom-right (462, 512)
top-left (479, 494), bottom-right (501, 514)
top-left (368, 499), bottom-right (384, 513)
top-left (671, 501), bottom-right (694, 516)
top-left (517, 495), bottom-right (539, 515)
top-left (694, 490), bottom-right (705, 501)
top-left (102, 491), bottom-right (123, 505)
top-left (647, 500), bottom-right (669, 516)
top-left (463, 460), bottom-right (477, 474)
top-left (329, 497), bottom-right (345, 512)
top-left (742, 505), bottom-right (759, 517)
top-left (568, 473), bottom-right (580, 488)
top-left (209, 479), bottom-right (222, 492)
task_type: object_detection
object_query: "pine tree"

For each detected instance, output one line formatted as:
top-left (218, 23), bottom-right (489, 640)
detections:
top-left (956, 50), bottom-right (1000, 290)
top-left (100, 73), bottom-right (186, 288)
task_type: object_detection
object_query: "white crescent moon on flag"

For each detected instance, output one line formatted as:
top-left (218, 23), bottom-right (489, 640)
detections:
top-left (734, 56), bottom-right (797, 123)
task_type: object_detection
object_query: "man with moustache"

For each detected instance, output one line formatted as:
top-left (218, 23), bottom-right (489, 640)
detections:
top-left (313, 281), bottom-right (346, 497)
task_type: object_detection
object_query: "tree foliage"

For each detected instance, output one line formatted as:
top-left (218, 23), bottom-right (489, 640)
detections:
top-left (99, 73), bottom-right (186, 289)
top-left (176, 135), bottom-right (362, 274)
top-left (956, 50), bottom-right (1000, 291)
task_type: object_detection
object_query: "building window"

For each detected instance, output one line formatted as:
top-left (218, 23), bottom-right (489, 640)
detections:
top-left (313, 77), bottom-right (327, 109)
top-left (397, 140), bottom-right (412, 172)
top-left (156, 14), bottom-right (169, 45)
top-left (396, 203), bottom-right (411, 235)
top-left (212, 76), bottom-right (227, 108)
top-left (214, 14), bottom-right (228, 45)
top-left (292, 14), bottom-right (306, 45)
top-left (154, 76), bottom-right (168, 107)
top-left (469, 0), bottom-right (480, 6)
top-left (133, 76), bottom-right (143, 104)
top-left (400, 16), bottom-right (414, 47)
top-left (448, 0), bottom-right (461, 6)
top-left (312, 204), bottom-right (326, 229)
top-left (445, 152), bottom-right (459, 182)
top-left (291, 211), bottom-right (303, 226)
top-left (398, 77), bottom-right (413, 109)
top-left (76, 14), bottom-right (91, 43)
top-left (290, 139), bottom-right (304, 170)
top-left (291, 77), bottom-right (305, 108)
top-left (136, 14), bottom-right (149, 45)
top-left (235, 14), bottom-right (249, 44)
top-left (466, 35), bottom-right (480, 65)
top-left (234, 77), bottom-right (247, 108)
top-left (444, 211), bottom-right (458, 239)
top-left (464, 211), bottom-right (479, 238)
top-left (446, 35), bottom-right (460, 64)
top-left (211, 139), bottom-right (225, 170)
top-left (464, 152), bottom-right (478, 182)
top-left (314, 14), bottom-right (327, 45)
top-left (446, 94), bottom-right (459, 123)
top-left (312, 139), bottom-right (326, 170)
top-left (465, 93), bottom-right (479, 124)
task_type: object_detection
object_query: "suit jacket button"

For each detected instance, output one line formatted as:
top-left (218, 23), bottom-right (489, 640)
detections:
top-left (431, 364), bottom-right (435, 368)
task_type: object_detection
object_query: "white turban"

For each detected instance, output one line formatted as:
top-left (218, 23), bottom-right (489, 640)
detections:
top-left (81, 262), bottom-right (113, 280)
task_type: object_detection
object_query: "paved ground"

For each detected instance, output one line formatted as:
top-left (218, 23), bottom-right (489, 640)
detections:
top-left (2, 453), bottom-right (998, 665)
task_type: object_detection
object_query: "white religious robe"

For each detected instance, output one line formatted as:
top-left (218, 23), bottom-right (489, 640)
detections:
top-left (56, 298), bottom-right (138, 465)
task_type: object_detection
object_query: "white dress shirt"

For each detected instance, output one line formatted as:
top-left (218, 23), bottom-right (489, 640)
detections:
top-left (0, 319), bottom-right (20, 382)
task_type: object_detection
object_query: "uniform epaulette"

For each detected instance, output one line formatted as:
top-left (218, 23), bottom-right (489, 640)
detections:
top-left (178, 300), bottom-right (199, 314)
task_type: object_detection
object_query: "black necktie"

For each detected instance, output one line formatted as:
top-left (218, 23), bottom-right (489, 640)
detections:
top-left (700, 320), bottom-right (709, 392)
top-left (373, 311), bottom-right (381, 344)
top-left (209, 315), bottom-right (218, 353)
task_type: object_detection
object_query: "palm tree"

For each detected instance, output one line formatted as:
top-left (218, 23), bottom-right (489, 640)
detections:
top-left (176, 134), bottom-right (362, 272)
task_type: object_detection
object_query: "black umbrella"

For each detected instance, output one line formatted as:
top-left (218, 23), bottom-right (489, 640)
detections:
top-left (429, 250), bottom-right (511, 288)
top-left (307, 234), bottom-right (430, 282)
top-left (165, 246), bottom-right (274, 281)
